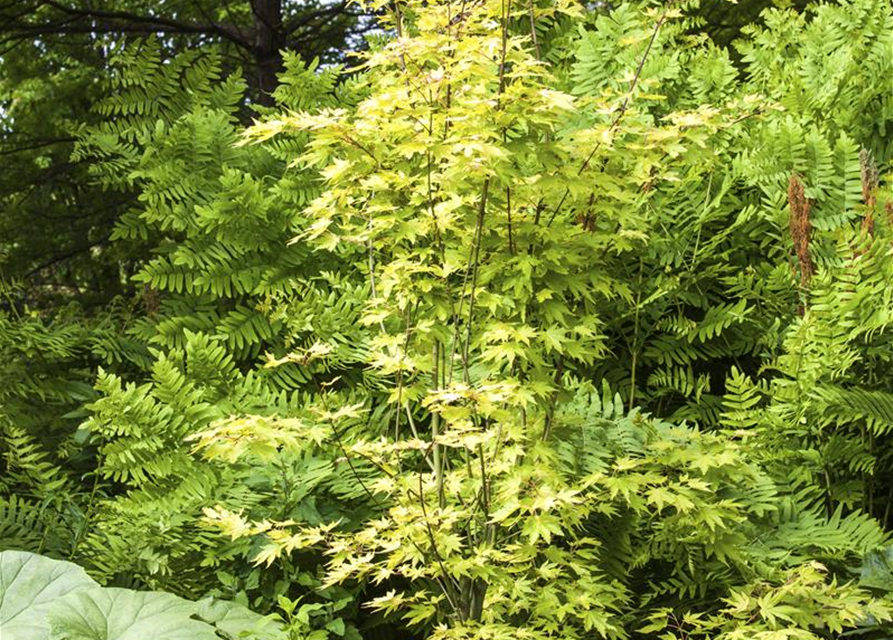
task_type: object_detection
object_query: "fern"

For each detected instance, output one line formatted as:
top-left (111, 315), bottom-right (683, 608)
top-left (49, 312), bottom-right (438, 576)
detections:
top-left (0, 496), bottom-right (46, 552)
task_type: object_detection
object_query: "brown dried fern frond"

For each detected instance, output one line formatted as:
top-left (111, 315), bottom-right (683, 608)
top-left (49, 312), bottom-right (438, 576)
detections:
top-left (860, 148), bottom-right (879, 236)
top-left (788, 173), bottom-right (814, 291)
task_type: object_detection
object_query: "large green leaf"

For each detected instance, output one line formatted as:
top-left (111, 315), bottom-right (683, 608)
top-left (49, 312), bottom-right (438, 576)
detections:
top-left (48, 588), bottom-right (220, 640)
top-left (195, 597), bottom-right (287, 640)
top-left (0, 550), bottom-right (98, 640)
top-left (0, 551), bottom-right (279, 640)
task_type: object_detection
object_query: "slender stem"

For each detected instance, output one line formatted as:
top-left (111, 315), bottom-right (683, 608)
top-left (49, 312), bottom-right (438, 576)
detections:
top-left (527, 0), bottom-right (541, 60)
top-left (506, 188), bottom-right (515, 256)
top-left (417, 465), bottom-right (464, 619)
top-left (629, 257), bottom-right (643, 411)
top-left (461, 178), bottom-right (490, 383)
top-left (542, 355), bottom-right (564, 441)
top-left (313, 377), bottom-right (383, 506)
top-left (546, 5), bottom-right (672, 227)
top-left (432, 342), bottom-right (445, 508)
top-left (69, 462), bottom-right (102, 559)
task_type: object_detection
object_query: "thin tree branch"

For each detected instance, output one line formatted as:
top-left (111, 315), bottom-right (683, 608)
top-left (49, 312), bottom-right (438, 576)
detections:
top-left (24, 232), bottom-right (112, 279)
top-left (10, 0), bottom-right (251, 48)
top-left (283, 1), bottom-right (348, 35)
top-left (0, 136), bottom-right (75, 156)
top-left (546, 5), bottom-right (672, 227)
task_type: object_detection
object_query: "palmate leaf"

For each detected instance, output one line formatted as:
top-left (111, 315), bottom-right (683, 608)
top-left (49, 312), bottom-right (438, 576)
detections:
top-left (0, 550), bottom-right (98, 640)
top-left (48, 589), bottom-right (219, 640)
top-left (48, 590), bottom-right (288, 640)
top-left (859, 545), bottom-right (893, 592)
top-left (195, 597), bottom-right (287, 640)
top-left (0, 551), bottom-right (285, 640)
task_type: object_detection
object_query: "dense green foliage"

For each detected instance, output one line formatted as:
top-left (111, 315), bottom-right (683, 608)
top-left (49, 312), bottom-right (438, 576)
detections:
top-left (2, 0), bottom-right (893, 638)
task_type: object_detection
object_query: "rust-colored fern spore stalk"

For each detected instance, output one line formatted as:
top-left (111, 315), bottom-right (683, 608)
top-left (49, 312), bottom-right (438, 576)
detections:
top-left (860, 148), bottom-right (879, 236)
top-left (143, 284), bottom-right (160, 317)
top-left (788, 173), bottom-right (814, 292)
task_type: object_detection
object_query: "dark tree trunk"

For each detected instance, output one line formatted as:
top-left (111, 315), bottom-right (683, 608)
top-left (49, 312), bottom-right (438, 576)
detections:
top-left (252, 0), bottom-right (284, 106)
